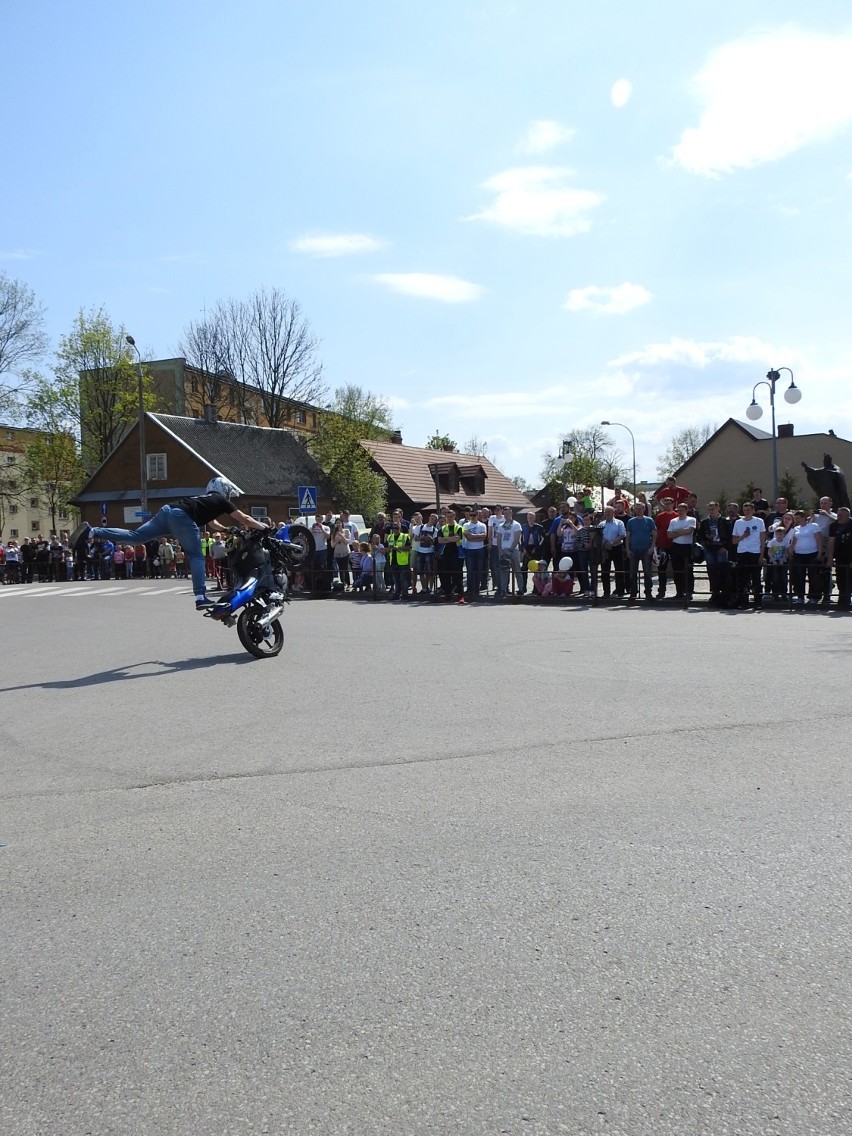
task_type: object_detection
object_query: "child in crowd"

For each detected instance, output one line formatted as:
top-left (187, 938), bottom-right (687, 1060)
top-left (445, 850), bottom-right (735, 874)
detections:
top-left (349, 542), bottom-right (363, 590)
top-left (530, 560), bottom-right (552, 596)
top-left (371, 533), bottom-right (387, 596)
top-left (765, 523), bottom-right (790, 600)
top-left (354, 542), bottom-right (373, 594)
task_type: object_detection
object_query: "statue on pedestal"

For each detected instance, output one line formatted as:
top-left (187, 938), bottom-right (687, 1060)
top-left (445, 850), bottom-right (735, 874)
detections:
top-left (801, 453), bottom-right (850, 509)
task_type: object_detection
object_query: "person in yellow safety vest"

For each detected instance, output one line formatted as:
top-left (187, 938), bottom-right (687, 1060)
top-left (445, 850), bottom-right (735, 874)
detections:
top-left (437, 507), bottom-right (464, 601)
top-left (200, 531), bottom-right (215, 581)
top-left (386, 520), bottom-right (412, 600)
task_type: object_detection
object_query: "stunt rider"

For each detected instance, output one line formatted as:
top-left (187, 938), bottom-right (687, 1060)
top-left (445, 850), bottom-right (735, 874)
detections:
top-left (69, 478), bottom-right (268, 610)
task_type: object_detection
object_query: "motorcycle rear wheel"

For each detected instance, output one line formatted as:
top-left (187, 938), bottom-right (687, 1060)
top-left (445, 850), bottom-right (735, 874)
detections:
top-left (237, 610), bottom-right (284, 659)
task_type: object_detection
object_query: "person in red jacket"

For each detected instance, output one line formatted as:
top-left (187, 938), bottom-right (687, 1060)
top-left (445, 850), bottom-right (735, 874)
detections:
top-left (653, 476), bottom-right (693, 509)
top-left (654, 497), bottom-right (678, 600)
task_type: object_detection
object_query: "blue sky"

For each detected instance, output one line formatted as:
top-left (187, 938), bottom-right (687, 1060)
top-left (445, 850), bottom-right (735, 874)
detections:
top-left (3, 0), bottom-right (851, 485)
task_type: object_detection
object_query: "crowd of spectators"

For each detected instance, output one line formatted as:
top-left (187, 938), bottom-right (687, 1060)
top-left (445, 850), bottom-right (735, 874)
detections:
top-left (0, 532), bottom-right (224, 584)
top-left (295, 482), bottom-right (852, 610)
top-left (3, 482), bottom-right (850, 610)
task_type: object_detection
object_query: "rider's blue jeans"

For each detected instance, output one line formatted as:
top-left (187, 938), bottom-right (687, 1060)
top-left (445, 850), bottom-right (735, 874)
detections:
top-left (91, 505), bottom-right (206, 597)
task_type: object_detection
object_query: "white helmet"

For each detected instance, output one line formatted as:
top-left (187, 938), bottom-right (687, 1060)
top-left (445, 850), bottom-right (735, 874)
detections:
top-left (206, 477), bottom-right (240, 499)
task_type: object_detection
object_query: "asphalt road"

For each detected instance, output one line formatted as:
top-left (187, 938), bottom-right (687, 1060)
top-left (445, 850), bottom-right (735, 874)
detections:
top-left (1, 581), bottom-right (850, 1136)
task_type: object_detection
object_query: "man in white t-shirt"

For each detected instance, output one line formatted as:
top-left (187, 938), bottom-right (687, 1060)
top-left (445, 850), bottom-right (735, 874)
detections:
top-left (732, 502), bottom-right (766, 607)
top-left (460, 509), bottom-right (487, 603)
top-left (412, 511), bottom-right (438, 597)
top-left (812, 496), bottom-right (836, 605)
top-left (667, 502), bottom-right (697, 601)
top-left (495, 506), bottom-right (523, 598)
top-left (487, 505), bottom-right (503, 594)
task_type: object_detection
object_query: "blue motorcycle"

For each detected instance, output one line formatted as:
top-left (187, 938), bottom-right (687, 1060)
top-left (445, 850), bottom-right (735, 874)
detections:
top-left (203, 526), bottom-right (315, 658)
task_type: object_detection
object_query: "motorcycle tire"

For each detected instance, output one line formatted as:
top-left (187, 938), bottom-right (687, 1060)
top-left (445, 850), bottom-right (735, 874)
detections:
top-left (286, 524), bottom-right (316, 566)
top-left (237, 609), bottom-right (284, 659)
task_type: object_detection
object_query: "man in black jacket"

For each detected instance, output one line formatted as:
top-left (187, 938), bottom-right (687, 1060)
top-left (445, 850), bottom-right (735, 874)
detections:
top-left (697, 502), bottom-right (733, 606)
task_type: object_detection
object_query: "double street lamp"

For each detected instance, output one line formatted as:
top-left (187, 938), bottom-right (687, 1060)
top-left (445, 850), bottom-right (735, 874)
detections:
top-left (125, 335), bottom-right (148, 517)
top-left (745, 367), bottom-right (802, 501)
top-left (600, 420), bottom-right (636, 503)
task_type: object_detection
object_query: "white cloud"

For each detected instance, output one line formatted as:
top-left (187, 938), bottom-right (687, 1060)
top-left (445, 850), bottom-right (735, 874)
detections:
top-left (291, 233), bottom-right (385, 257)
top-left (517, 119), bottom-right (576, 154)
top-left (610, 79), bottom-right (632, 109)
top-left (467, 167), bottom-right (604, 237)
top-left (609, 335), bottom-right (785, 369)
top-left (670, 26), bottom-right (852, 176)
top-left (372, 273), bottom-right (484, 303)
top-left (564, 282), bottom-right (652, 314)
top-left (421, 374), bottom-right (637, 420)
top-left (0, 249), bottom-right (37, 260)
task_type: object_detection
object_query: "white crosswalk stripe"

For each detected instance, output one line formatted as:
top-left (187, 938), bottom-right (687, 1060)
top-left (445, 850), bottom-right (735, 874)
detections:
top-left (0, 583), bottom-right (194, 599)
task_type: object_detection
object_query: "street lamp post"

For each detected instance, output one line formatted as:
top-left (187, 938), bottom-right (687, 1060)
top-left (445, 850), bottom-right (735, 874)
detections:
top-left (559, 440), bottom-right (574, 499)
top-left (601, 420), bottom-right (636, 503)
top-left (125, 335), bottom-right (148, 517)
top-left (745, 367), bottom-right (802, 501)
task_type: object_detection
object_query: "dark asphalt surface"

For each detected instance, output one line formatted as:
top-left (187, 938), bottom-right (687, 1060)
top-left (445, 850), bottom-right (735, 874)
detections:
top-left (1, 582), bottom-right (850, 1135)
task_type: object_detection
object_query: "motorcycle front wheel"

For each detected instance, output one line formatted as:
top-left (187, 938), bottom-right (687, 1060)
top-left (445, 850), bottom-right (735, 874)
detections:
top-left (237, 609), bottom-right (284, 659)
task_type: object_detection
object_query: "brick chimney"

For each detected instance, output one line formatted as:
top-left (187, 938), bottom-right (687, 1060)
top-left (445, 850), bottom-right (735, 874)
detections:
top-left (390, 429), bottom-right (403, 444)
top-left (777, 423), bottom-right (794, 437)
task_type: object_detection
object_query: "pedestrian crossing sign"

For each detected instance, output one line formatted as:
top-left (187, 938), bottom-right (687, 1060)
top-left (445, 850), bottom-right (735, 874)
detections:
top-left (297, 485), bottom-right (318, 513)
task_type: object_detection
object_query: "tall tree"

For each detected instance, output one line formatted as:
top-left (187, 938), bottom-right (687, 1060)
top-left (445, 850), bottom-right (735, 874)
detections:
top-left (0, 272), bottom-right (48, 422)
top-left (177, 314), bottom-right (235, 419)
top-left (55, 307), bottom-right (155, 471)
top-left (656, 423), bottom-right (716, 478)
top-left (463, 434), bottom-right (489, 458)
top-left (179, 287), bottom-right (326, 427)
top-left (21, 371), bottom-right (86, 534)
top-left (328, 384), bottom-right (395, 438)
top-left (0, 458), bottom-right (24, 537)
top-left (539, 426), bottom-right (629, 505)
top-left (308, 385), bottom-right (391, 518)
top-left (0, 272), bottom-right (47, 379)
top-left (425, 431), bottom-right (457, 451)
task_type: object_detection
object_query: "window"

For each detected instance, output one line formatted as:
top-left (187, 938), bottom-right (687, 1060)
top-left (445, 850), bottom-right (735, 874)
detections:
top-left (7, 480), bottom-right (17, 490)
top-left (10, 528), bottom-right (18, 538)
top-left (437, 469), bottom-right (459, 494)
top-left (9, 504), bottom-right (18, 514)
top-left (31, 521), bottom-right (40, 532)
top-left (5, 430), bottom-right (13, 440)
top-left (6, 455), bottom-right (15, 464)
top-left (250, 506), bottom-right (269, 521)
top-left (59, 510), bottom-right (69, 520)
top-left (146, 453), bottom-right (167, 480)
top-left (461, 473), bottom-right (485, 497)
top-left (295, 409), bottom-right (307, 425)
top-left (30, 497), bottom-right (39, 508)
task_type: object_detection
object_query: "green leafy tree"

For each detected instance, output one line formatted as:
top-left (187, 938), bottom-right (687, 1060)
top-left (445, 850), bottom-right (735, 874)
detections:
top-left (425, 431), bottom-right (457, 451)
top-left (309, 385), bottom-right (391, 518)
top-left (21, 371), bottom-right (86, 534)
top-left (56, 307), bottom-right (156, 471)
top-left (539, 426), bottom-right (629, 506)
top-left (329, 384), bottom-right (394, 439)
top-left (777, 469), bottom-right (801, 510)
top-left (656, 423), bottom-right (716, 478)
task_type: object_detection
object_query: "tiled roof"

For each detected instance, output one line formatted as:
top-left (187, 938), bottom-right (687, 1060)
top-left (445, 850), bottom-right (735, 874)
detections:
top-left (152, 414), bottom-right (333, 497)
top-left (361, 439), bottom-right (535, 512)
